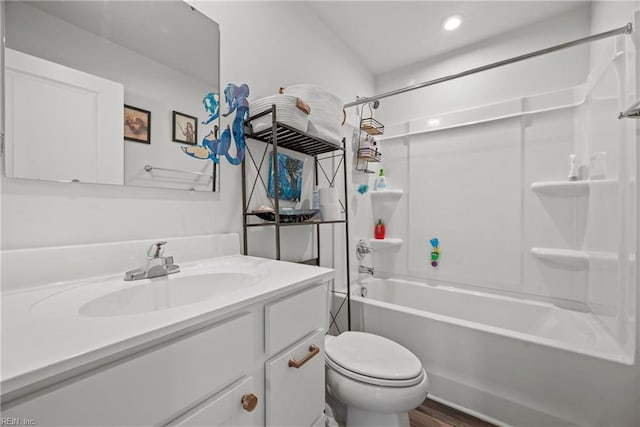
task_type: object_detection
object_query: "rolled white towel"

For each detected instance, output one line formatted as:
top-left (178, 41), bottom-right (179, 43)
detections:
top-left (319, 187), bottom-right (338, 204)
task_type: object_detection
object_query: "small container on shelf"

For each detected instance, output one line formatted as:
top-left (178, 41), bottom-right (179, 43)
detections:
top-left (252, 207), bottom-right (320, 223)
top-left (568, 154), bottom-right (578, 181)
top-left (375, 169), bottom-right (388, 190)
top-left (374, 219), bottom-right (386, 239)
top-left (312, 186), bottom-right (320, 209)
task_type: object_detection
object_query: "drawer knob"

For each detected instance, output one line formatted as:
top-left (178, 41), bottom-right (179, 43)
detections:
top-left (241, 393), bottom-right (258, 412)
top-left (288, 344), bottom-right (320, 369)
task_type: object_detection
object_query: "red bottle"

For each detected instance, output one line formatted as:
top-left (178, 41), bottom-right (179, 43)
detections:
top-left (374, 219), bottom-right (386, 240)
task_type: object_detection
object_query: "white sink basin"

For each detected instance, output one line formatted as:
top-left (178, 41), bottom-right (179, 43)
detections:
top-left (78, 273), bottom-right (260, 317)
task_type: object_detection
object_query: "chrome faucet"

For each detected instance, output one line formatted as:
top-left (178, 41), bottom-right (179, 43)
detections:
top-left (124, 241), bottom-right (180, 281)
top-left (358, 265), bottom-right (374, 275)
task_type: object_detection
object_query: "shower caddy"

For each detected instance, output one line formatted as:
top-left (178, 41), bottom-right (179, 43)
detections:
top-left (355, 101), bottom-right (384, 174)
top-left (242, 105), bottom-right (352, 332)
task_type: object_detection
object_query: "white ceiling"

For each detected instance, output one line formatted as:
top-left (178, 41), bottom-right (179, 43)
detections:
top-left (307, 1), bottom-right (589, 75)
top-left (26, 1), bottom-right (219, 86)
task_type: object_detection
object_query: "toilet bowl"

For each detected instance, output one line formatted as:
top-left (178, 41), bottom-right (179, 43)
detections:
top-left (325, 332), bottom-right (429, 427)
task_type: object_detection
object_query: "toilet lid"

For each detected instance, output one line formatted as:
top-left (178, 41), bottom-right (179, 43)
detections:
top-left (325, 332), bottom-right (423, 382)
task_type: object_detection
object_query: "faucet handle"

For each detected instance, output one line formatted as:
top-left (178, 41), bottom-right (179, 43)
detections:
top-left (147, 241), bottom-right (167, 258)
top-left (356, 239), bottom-right (373, 261)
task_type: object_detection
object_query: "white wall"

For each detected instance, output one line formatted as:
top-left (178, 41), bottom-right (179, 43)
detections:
top-left (0, 2), bottom-right (373, 262)
top-left (189, 2), bottom-right (371, 304)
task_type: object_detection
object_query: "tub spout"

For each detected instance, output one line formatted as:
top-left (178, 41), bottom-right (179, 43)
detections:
top-left (358, 265), bottom-right (374, 275)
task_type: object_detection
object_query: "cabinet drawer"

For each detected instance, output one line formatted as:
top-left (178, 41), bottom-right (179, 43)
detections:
top-left (4, 313), bottom-right (254, 426)
top-left (169, 376), bottom-right (259, 427)
top-left (265, 284), bottom-right (327, 356)
top-left (266, 329), bottom-right (325, 427)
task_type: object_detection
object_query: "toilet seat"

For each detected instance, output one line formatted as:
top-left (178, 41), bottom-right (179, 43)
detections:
top-left (325, 332), bottom-right (424, 387)
top-left (326, 355), bottom-right (425, 387)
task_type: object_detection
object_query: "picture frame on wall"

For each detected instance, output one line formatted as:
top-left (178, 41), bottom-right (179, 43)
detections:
top-left (172, 111), bottom-right (198, 145)
top-left (123, 105), bottom-right (151, 144)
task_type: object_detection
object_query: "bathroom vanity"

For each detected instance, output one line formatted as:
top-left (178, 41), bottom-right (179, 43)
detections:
top-left (1, 234), bottom-right (332, 426)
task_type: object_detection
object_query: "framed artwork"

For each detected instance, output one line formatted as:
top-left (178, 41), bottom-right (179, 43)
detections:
top-left (172, 111), bottom-right (198, 145)
top-left (123, 105), bottom-right (151, 144)
top-left (268, 152), bottom-right (303, 202)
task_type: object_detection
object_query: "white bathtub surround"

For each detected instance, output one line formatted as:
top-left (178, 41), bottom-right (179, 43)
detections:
top-left (1, 233), bottom-right (333, 411)
top-left (351, 278), bottom-right (639, 426)
top-left (347, 12), bottom-right (639, 422)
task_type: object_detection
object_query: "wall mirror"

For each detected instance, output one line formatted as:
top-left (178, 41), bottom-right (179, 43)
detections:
top-left (2, 0), bottom-right (220, 191)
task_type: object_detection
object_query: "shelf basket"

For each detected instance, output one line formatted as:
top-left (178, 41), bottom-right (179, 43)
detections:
top-left (360, 117), bottom-right (384, 135)
top-left (357, 147), bottom-right (382, 162)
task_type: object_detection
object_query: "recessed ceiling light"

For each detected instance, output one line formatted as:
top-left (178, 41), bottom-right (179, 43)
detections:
top-left (443, 15), bottom-right (463, 31)
top-left (427, 118), bottom-right (441, 127)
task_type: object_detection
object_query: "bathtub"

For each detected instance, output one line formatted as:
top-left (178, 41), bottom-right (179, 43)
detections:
top-left (350, 277), bottom-right (638, 426)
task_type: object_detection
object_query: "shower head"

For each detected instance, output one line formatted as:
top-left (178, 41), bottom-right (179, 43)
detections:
top-left (355, 95), bottom-right (380, 110)
top-left (619, 109), bottom-right (640, 119)
top-left (619, 100), bottom-right (640, 119)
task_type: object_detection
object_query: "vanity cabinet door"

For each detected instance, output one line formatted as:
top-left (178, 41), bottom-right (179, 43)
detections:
top-left (265, 329), bottom-right (325, 427)
top-left (168, 376), bottom-right (259, 427)
top-left (3, 313), bottom-right (254, 426)
top-left (265, 284), bottom-right (328, 356)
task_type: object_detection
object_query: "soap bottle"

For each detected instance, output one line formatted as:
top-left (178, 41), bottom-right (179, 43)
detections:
top-left (374, 219), bottom-right (386, 240)
top-left (361, 136), bottom-right (371, 150)
top-left (376, 169), bottom-right (387, 190)
top-left (568, 154), bottom-right (578, 181)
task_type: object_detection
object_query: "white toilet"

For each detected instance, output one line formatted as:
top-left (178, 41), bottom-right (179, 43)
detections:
top-left (325, 332), bottom-right (429, 427)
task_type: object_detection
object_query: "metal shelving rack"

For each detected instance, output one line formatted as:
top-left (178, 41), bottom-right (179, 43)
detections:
top-left (242, 105), bottom-right (352, 331)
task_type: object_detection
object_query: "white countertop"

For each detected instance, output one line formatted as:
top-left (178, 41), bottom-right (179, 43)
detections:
top-left (1, 254), bottom-right (333, 397)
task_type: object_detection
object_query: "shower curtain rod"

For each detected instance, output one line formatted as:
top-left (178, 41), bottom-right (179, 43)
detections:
top-left (344, 23), bottom-right (633, 109)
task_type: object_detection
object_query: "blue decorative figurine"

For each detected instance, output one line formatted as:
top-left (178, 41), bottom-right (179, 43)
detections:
top-left (182, 83), bottom-right (250, 166)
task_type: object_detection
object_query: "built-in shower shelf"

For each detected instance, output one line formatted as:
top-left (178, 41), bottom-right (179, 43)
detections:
top-left (530, 179), bottom-right (617, 197)
top-left (531, 248), bottom-right (588, 268)
top-left (368, 238), bottom-right (403, 249)
top-left (531, 248), bottom-right (618, 268)
top-left (370, 189), bottom-right (404, 200)
top-left (531, 181), bottom-right (589, 196)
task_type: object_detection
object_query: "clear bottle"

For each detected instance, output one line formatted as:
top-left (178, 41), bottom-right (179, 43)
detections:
top-left (312, 186), bottom-right (320, 209)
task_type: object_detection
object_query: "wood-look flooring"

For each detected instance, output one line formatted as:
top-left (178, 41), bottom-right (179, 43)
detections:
top-left (409, 398), bottom-right (496, 427)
